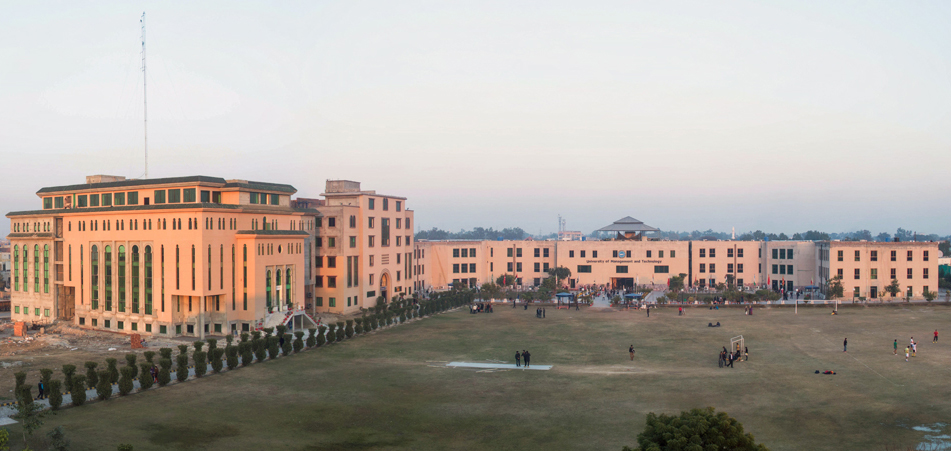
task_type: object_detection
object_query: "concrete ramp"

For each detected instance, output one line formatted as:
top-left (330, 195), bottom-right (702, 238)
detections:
top-left (446, 362), bottom-right (552, 371)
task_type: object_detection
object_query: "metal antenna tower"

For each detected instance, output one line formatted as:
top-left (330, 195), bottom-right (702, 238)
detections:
top-left (140, 12), bottom-right (148, 179)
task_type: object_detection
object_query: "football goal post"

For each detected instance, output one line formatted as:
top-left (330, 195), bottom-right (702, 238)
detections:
top-left (730, 335), bottom-right (745, 354)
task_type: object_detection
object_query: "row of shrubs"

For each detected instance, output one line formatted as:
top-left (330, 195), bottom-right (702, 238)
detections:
top-left (11, 290), bottom-right (475, 412)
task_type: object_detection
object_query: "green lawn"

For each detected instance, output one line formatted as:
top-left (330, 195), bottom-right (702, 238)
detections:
top-left (10, 303), bottom-right (951, 450)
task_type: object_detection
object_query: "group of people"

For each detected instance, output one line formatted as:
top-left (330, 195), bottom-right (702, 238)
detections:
top-left (744, 306), bottom-right (754, 315)
top-left (536, 308), bottom-right (546, 318)
top-left (469, 302), bottom-right (493, 314)
top-left (514, 350), bottom-right (532, 367)
top-left (678, 307), bottom-right (686, 316)
top-left (718, 346), bottom-right (748, 368)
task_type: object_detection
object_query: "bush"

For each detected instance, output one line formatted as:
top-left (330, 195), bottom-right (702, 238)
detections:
top-left (241, 332), bottom-right (250, 343)
top-left (325, 324), bottom-right (336, 344)
top-left (306, 328), bottom-right (317, 348)
top-left (159, 347), bottom-right (173, 360)
top-left (254, 338), bottom-right (267, 362)
top-left (118, 367), bottom-right (134, 396)
top-left (47, 380), bottom-right (63, 410)
top-left (316, 326), bottom-right (327, 347)
top-left (47, 425), bottom-right (70, 451)
top-left (84, 362), bottom-right (99, 389)
top-left (276, 325), bottom-right (287, 340)
top-left (336, 322), bottom-right (345, 342)
top-left (193, 351), bottom-right (207, 378)
top-left (239, 342), bottom-right (253, 367)
top-left (143, 351), bottom-right (156, 364)
top-left (354, 318), bottom-right (363, 335)
top-left (176, 354), bottom-right (189, 382)
top-left (206, 338), bottom-right (218, 356)
top-left (14, 371), bottom-right (26, 390)
top-left (225, 346), bottom-right (239, 370)
top-left (177, 344), bottom-right (189, 355)
top-left (125, 353), bottom-right (138, 379)
top-left (281, 336), bottom-right (293, 356)
top-left (193, 341), bottom-right (205, 353)
top-left (629, 407), bottom-right (769, 451)
top-left (251, 331), bottom-right (261, 341)
top-left (263, 327), bottom-right (273, 339)
top-left (345, 320), bottom-right (354, 338)
top-left (40, 368), bottom-right (54, 393)
top-left (105, 358), bottom-right (120, 383)
top-left (17, 384), bottom-right (33, 407)
top-left (138, 363), bottom-right (154, 390)
top-left (71, 375), bottom-right (87, 405)
top-left (211, 348), bottom-right (224, 373)
top-left (267, 336), bottom-right (280, 360)
top-left (96, 370), bottom-right (112, 400)
top-left (293, 331), bottom-right (304, 353)
top-left (226, 334), bottom-right (234, 346)
top-left (158, 359), bottom-right (172, 387)
top-left (62, 364), bottom-right (77, 394)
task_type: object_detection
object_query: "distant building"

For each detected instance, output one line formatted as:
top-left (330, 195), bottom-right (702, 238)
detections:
top-left (557, 230), bottom-right (583, 241)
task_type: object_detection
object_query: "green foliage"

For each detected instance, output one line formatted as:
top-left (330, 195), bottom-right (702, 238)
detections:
top-left (827, 275), bottom-right (845, 300)
top-left (251, 331), bottom-right (262, 341)
top-left (241, 332), bottom-right (250, 342)
top-left (345, 320), bottom-right (354, 338)
top-left (46, 425), bottom-right (69, 451)
top-left (336, 322), bottom-right (346, 341)
top-left (117, 444), bottom-right (134, 451)
top-left (176, 354), bottom-right (189, 382)
top-left (14, 372), bottom-right (26, 390)
top-left (47, 380), bottom-right (62, 410)
top-left (105, 358), bottom-right (119, 383)
top-left (159, 347), bottom-right (173, 360)
top-left (253, 338), bottom-right (267, 362)
top-left (206, 338), bottom-right (218, 356)
top-left (669, 274), bottom-right (687, 293)
top-left (138, 363), bottom-right (154, 390)
top-left (281, 336), bottom-right (292, 356)
top-left (276, 325), bottom-right (287, 339)
top-left (924, 288), bottom-right (937, 302)
top-left (193, 341), bottom-right (205, 352)
top-left (96, 370), bottom-right (112, 400)
top-left (61, 364), bottom-right (77, 394)
top-left (225, 334), bottom-right (234, 345)
top-left (0, 428), bottom-right (8, 451)
top-left (306, 328), bottom-right (317, 347)
top-left (325, 324), bottom-right (336, 344)
top-left (143, 351), bottom-right (156, 364)
top-left (267, 336), bottom-right (280, 360)
top-left (211, 348), bottom-right (224, 373)
top-left (84, 362), bottom-right (99, 389)
top-left (70, 375), bottom-right (87, 406)
top-left (354, 318), bottom-right (363, 335)
top-left (125, 353), bottom-right (138, 379)
top-left (316, 326), bottom-right (327, 347)
top-left (118, 367), bottom-right (134, 396)
top-left (496, 274), bottom-right (519, 287)
top-left (239, 342), bottom-right (253, 366)
top-left (14, 385), bottom-right (46, 443)
top-left (293, 331), bottom-right (304, 353)
top-left (631, 407), bottom-right (769, 451)
top-left (193, 351), bottom-right (207, 378)
top-left (263, 327), bottom-right (274, 339)
top-left (39, 368), bottom-right (53, 390)
top-left (177, 344), bottom-right (189, 355)
top-left (157, 359), bottom-right (172, 387)
top-left (225, 345), bottom-right (239, 370)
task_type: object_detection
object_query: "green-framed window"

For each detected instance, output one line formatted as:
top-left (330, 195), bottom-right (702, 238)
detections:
top-left (329, 297), bottom-right (336, 307)
top-left (34, 245), bottom-right (39, 292)
top-left (168, 189), bottom-right (181, 203)
top-left (249, 193), bottom-right (259, 204)
top-left (118, 246), bottom-right (126, 312)
top-left (91, 245), bottom-right (99, 309)
top-left (131, 246), bottom-right (140, 313)
top-left (43, 198), bottom-right (52, 209)
top-left (104, 245), bottom-right (113, 311)
top-left (127, 192), bottom-right (139, 205)
top-left (183, 188), bottom-right (196, 203)
top-left (144, 246), bottom-right (152, 314)
top-left (43, 245), bottom-right (49, 293)
top-left (266, 270), bottom-right (272, 309)
top-left (55, 197), bottom-right (64, 208)
top-left (89, 195), bottom-right (100, 207)
top-left (13, 245), bottom-right (19, 291)
top-left (101, 193), bottom-right (112, 207)
top-left (200, 190), bottom-right (210, 202)
top-left (114, 192), bottom-right (126, 206)
top-left (154, 190), bottom-right (166, 204)
top-left (77, 195), bottom-right (88, 207)
top-left (270, 194), bottom-right (279, 205)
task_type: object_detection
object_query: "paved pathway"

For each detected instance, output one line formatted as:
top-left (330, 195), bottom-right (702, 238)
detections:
top-left (447, 362), bottom-right (552, 371)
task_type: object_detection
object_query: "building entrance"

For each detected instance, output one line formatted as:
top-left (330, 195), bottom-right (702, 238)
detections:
top-left (612, 278), bottom-right (634, 289)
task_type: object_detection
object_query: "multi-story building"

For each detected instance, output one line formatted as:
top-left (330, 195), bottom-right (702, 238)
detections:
top-left (817, 241), bottom-right (939, 300)
top-left (6, 175), bottom-right (320, 337)
top-left (312, 180), bottom-right (415, 314)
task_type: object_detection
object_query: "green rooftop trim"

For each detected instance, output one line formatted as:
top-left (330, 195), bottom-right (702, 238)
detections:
top-left (236, 230), bottom-right (310, 236)
top-left (6, 202), bottom-right (243, 217)
top-left (6, 233), bottom-right (54, 239)
top-left (36, 176), bottom-right (228, 194)
top-left (224, 181), bottom-right (296, 193)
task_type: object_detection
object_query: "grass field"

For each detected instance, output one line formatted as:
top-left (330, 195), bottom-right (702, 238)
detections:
top-left (9, 302), bottom-right (951, 450)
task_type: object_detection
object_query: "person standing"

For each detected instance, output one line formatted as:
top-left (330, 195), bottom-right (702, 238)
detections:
top-left (718, 350), bottom-right (724, 368)
top-left (894, 339), bottom-right (898, 355)
top-left (727, 351), bottom-right (734, 368)
top-left (647, 305), bottom-right (650, 318)
top-left (523, 350), bottom-right (531, 368)
top-left (629, 345), bottom-right (635, 361)
top-left (912, 341), bottom-right (917, 357)
top-left (37, 381), bottom-right (45, 399)
top-left (515, 351), bottom-right (521, 367)
top-left (843, 337), bottom-right (848, 353)
top-left (744, 346), bottom-right (749, 361)
top-left (934, 330), bottom-right (939, 343)
top-left (905, 346), bottom-right (910, 362)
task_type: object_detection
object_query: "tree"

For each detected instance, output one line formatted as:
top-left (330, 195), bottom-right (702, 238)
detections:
top-left (61, 364), bottom-right (77, 395)
top-left (345, 320), bottom-right (354, 339)
top-left (118, 367), bottom-right (134, 396)
top-left (96, 370), bottom-right (112, 400)
top-left (105, 358), bottom-right (119, 383)
top-left (46, 425), bottom-right (70, 451)
top-left (316, 326), bottom-right (327, 347)
top-left (669, 274), bottom-right (686, 293)
top-left (628, 407), bottom-right (769, 451)
top-left (306, 328), bottom-right (317, 347)
top-left (827, 275), bottom-right (844, 301)
top-left (885, 279), bottom-right (901, 299)
top-left (876, 232), bottom-right (892, 242)
top-left (193, 351), bottom-right (207, 377)
top-left (225, 345), bottom-right (239, 370)
top-left (267, 336), bottom-right (280, 360)
top-left (70, 375), bottom-right (87, 406)
top-left (293, 331), bottom-right (305, 353)
top-left (176, 354), bottom-right (189, 382)
top-left (496, 274), bottom-right (518, 287)
top-left (138, 363), bottom-right (154, 390)
top-left (157, 359), bottom-right (172, 386)
top-left (125, 353), bottom-right (138, 379)
top-left (924, 287), bottom-right (936, 302)
top-left (547, 266), bottom-right (571, 288)
top-left (14, 385), bottom-right (46, 444)
top-left (939, 240), bottom-right (950, 257)
top-left (47, 380), bottom-right (63, 410)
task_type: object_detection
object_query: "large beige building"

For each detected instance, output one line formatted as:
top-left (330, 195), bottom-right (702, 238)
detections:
top-left (817, 241), bottom-right (939, 300)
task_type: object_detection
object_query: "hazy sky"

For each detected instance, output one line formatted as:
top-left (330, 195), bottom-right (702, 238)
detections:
top-left (2, 1), bottom-right (950, 238)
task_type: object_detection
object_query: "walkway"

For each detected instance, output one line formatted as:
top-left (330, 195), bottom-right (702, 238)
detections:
top-left (446, 362), bottom-right (552, 371)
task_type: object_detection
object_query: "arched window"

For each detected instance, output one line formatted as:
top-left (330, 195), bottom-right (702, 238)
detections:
top-left (242, 245), bottom-right (248, 310)
top-left (175, 245), bottom-right (180, 290)
top-left (91, 245), bottom-right (99, 310)
top-left (144, 246), bottom-right (152, 315)
top-left (231, 245), bottom-right (236, 311)
top-left (266, 270), bottom-right (272, 310)
top-left (191, 245), bottom-right (196, 290)
top-left (208, 245), bottom-right (212, 290)
top-left (34, 245), bottom-right (39, 292)
top-left (131, 246), bottom-right (140, 314)
top-left (276, 269), bottom-right (282, 306)
top-left (263, 217), bottom-right (268, 231)
top-left (118, 246), bottom-right (126, 312)
top-left (285, 268), bottom-right (292, 309)
top-left (104, 245), bottom-right (113, 311)
top-left (13, 245), bottom-right (19, 292)
top-left (80, 245), bottom-right (83, 305)
top-left (21, 246), bottom-right (27, 292)
top-left (43, 245), bottom-right (49, 293)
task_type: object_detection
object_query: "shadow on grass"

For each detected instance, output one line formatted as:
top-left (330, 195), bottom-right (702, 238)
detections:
top-left (144, 422), bottom-right (240, 449)
top-left (302, 431), bottom-right (412, 451)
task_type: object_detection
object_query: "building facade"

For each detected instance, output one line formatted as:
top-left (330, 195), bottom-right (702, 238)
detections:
top-left (6, 175), bottom-right (320, 337)
top-left (817, 241), bottom-right (939, 300)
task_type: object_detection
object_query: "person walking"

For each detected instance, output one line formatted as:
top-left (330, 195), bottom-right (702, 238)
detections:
top-left (523, 350), bottom-right (531, 368)
top-left (727, 351), bottom-right (734, 368)
top-left (543, 308), bottom-right (546, 318)
top-left (629, 345), bottom-right (635, 360)
top-left (515, 351), bottom-right (521, 367)
top-left (646, 305), bottom-right (650, 318)
top-left (744, 346), bottom-right (749, 361)
top-left (37, 381), bottom-right (45, 399)
top-left (718, 350), bottom-right (724, 368)
top-left (912, 341), bottom-right (917, 357)
top-left (843, 337), bottom-right (848, 352)
top-left (894, 339), bottom-right (898, 355)
top-left (905, 346), bottom-right (910, 362)
top-left (934, 330), bottom-right (939, 343)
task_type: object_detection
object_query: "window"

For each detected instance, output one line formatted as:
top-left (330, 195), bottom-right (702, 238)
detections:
top-left (453, 264), bottom-right (460, 274)
top-left (328, 256), bottom-right (336, 268)
top-left (737, 263), bottom-right (744, 273)
top-left (516, 248), bottom-right (522, 257)
top-left (709, 249), bottom-right (716, 258)
top-left (580, 251), bottom-right (586, 258)
top-left (907, 268), bottom-right (913, 279)
top-left (870, 268), bottom-right (878, 280)
top-left (114, 192), bottom-right (126, 206)
top-left (854, 268), bottom-right (861, 280)
top-left (154, 190), bottom-right (166, 204)
top-left (699, 249), bottom-right (706, 258)
top-left (90, 194), bottom-right (100, 207)
top-left (837, 250), bottom-right (843, 261)
top-left (201, 190), bottom-right (210, 202)
top-left (516, 262), bottom-right (522, 272)
top-left (381, 218), bottom-right (390, 246)
top-left (569, 250), bottom-right (574, 258)
top-left (43, 197), bottom-right (52, 209)
top-left (577, 265), bottom-right (592, 273)
top-left (101, 193), bottom-right (112, 207)
top-left (383, 198), bottom-right (389, 210)
top-left (924, 268), bottom-right (929, 279)
top-left (270, 194), bottom-right (279, 205)
top-left (350, 236), bottom-right (357, 248)
top-left (507, 262), bottom-right (513, 272)
top-left (368, 236), bottom-right (375, 247)
top-left (700, 264), bottom-right (706, 273)
top-left (658, 250), bottom-right (664, 258)
top-left (780, 265), bottom-right (786, 275)
top-left (907, 250), bottom-right (913, 262)
top-left (616, 266), bottom-right (629, 273)
top-left (55, 197), bottom-right (64, 208)
top-left (772, 249), bottom-right (778, 259)
top-left (329, 297), bottom-right (336, 307)
top-left (891, 250), bottom-right (896, 261)
top-left (890, 268), bottom-right (896, 279)
top-left (924, 251), bottom-right (929, 262)
top-left (117, 246), bottom-right (126, 312)
top-left (534, 248), bottom-right (540, 258)
top-left (737, 249), bottom-right (742, 258)
top-left (368, 217), bottom-right (375, 228)
top-left (709, 264), bottom-right (716, 273)
top-left (787, 265), bottom-right (793, 274)
top-left (854, 287), bottom-right (860, 298)
top-left (349, 215), bottom-right (356, 228)
top-left (104, 245), bottom-right (112, 311)
top-left (396, 201), bottom-right (402, 211)
top-left (654, 266), bottom-right (669, 274)
top-left (77, 195), bottom-right (88, 207)
top-left (727, 248), bottom-right (734, 258)
top-left (470, 248), bottom-right (476, 257)
top-left (328, 277), bottom-right (336, 288)
top-left (593, 251), bottom-right (597, 258)
top-left (727, 263), bottom-right (734, 273)
top-left (646, 251), bottom-right (652, 258)
top-left (772, 265), bottom-right (778, 274)
top-left (369, 198), bottom-right (375, 210)
top-left (534, 262), bottom-right (540, 272)
top-left (168, 189), bottom-right (181, 203)
top-left (837, 268), bottom-right (843, 278)
top-left (328, 237), bottom-right (336, 248)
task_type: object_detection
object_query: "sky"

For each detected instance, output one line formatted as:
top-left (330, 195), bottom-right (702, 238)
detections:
top-left (2, 1), bottom-right (950, 238)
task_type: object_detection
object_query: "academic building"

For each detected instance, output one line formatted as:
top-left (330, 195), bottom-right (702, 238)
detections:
top-left (7, 175), bottom-right (320, 337)
top-left (413, 217), bottom-right (939, 301)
